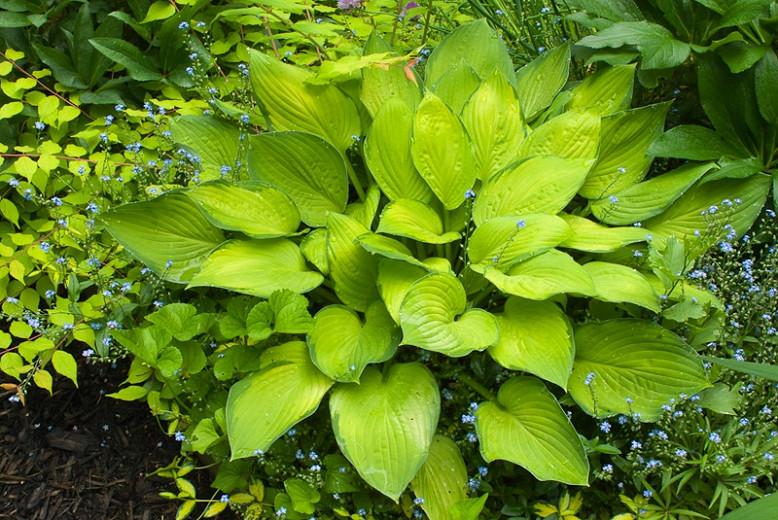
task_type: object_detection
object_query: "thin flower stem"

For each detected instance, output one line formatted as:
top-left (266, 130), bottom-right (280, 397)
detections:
top-left (459, 373), bottom-right (495, 401)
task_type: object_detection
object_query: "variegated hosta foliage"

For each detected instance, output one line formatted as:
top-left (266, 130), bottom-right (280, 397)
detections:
top-left (102, 20), bottom-right (771, 517)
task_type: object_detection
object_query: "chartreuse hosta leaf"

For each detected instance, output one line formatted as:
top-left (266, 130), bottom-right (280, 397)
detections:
top-left (473, 157), bottom-right (592, 225)
top-left (169, 115), bottom-right (240, 181)
top-left (327, 213), bottom-right (380, 312)
top-left (300, 228), bottom-right (329, 275)
top-left (412, 93), bottom-right (476, 210)
top-left (226, 341), bottom-right (333, 460)
top-left (425, 19), bottom-right (515, 88)
top-left (346, 184), bottom-right (382, 230)
top-left (431, 64), bottom-right (481, 115)
top-left (188, 239), bottom-right (323, 298)
top-left (356, 233), bottom-right (430, 270)
top-left (645, 175), bottom-right (770, 243)
top-left (186, 181), bottom-right (300, 238)
top-left (329, 363), bottom-right (440, 501)
top-left (475, 377), bottom-right (589, 485)
top-left (569, 320), bottom-right (710, 420)
top-left (582, 262), bottom-right (660, 312)
top-left (484, 249), bottom-right (595, 300)
top-left (248, 48), bottom-right (360, 151)
top-left (308, 302), bottom-right (399, 383)
top-left (377, 199), bottom-right (460, 244)
top-left (590, 162), bottom-right (714, 225)
top-left (518, 111), bottom-right (600, 161)
top-left (559, 214), bottom-right (648, 253)
top-left (567, 64), bottom-right (635, 115)
top-left (411, 435), bottom-right (471, 520)
top-left (101, 192), bottom-right (224, 283)
top-left (468, 214), bottom-right (571, 272)
top-left (364, 98), bottom-right (432, 202)
top-left (516, 43), bottom-right (570, 121)
top-left (360, 32), bottom-right (421, 118)
top-left (462, 70), bottom-right (525, 181)
top-left (377, 259), bottom-right (452, 323)
top-left (400, 272), bottom-right (499, 357)
top-left (248, 131), bottom-right (348, 227)
top-left (490, 298), bottom-right (574, 389)
top-left (579, 103), bottom-right (670, 199)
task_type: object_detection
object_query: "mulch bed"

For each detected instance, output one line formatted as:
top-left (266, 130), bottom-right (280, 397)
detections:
top-left (0, 361), bottom-right (192, 519)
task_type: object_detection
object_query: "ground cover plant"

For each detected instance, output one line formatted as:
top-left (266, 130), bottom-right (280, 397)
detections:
top-left (2, 1), bottom-right (778, 519)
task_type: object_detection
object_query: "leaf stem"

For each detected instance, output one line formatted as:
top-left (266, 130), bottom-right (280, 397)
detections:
top-left (458, 373), bottom-right (495, 401)
top-left (345, 161), bottom-right (366, 201)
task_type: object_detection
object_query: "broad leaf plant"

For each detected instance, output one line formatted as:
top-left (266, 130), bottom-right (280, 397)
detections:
top-left (100, 20), bottom-right (772, 518)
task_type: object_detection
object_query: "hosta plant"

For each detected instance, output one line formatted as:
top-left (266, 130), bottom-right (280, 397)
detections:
top-left (100, 19), bottom-right (772, 517)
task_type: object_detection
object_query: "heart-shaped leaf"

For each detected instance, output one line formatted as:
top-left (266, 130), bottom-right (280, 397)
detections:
top-left (473, 157), bottom-right (592, 225)
top-left (475, 376), bottom-right (589, 485)
top-left (484, 249), bottom-right (594, 300)
top-left (170, 115), bottom-right (240, 181)
top-left (411, 435), bottom-right (468, 520)
top-left (377, 259), bottom-right (433, 323)
top-left (327, 213), bottom-right (380, 312)
top-left (248, 131), bottom-right (348, 227)
top-left (189, 239), bottom-right (323, 298)
top-left (308, 302), bottom-right (400, 383)
top-left (569, 319), bottom-right (710, 420)
top-left (377, 199), bottom-right (460, 244)
top-left (412, 93), bottom-right (476, 210)
top-left (101, 192), bottom-right (224, 283)
top-left (582, 262), bottom-right (660, 312)
top-left (468, 214), bottom-right (571, 272)
top-left (226, 341), bottom-right (333, 459)
top-left (186, 181), bottom-right (300, 238)
top-left (490, 298), bottom-right (574, 389)
top-left (559, 214), bottom-right (648, 253)
top-left (248, 49), bottom-right (360, 151)
top-left (462, 70), bottom-right (525, 180)
top-left (579, 102), bottom-right (670, 199)
top-left (329, 363), bottom-right (440, 501)
top-left (364, 98), bottom-right (432, 202)
top-left (399, 272), bottom-right (499, 357)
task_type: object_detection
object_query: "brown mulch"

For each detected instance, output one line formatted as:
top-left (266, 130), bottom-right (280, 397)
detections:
top-left (0, 361), bottom-right (189, 520)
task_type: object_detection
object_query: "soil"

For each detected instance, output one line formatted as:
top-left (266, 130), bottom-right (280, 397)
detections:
top-left (0, 361), bottom-right (191, 520)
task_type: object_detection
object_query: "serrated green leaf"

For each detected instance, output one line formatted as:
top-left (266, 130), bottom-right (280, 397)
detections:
top-left (591, 162), bottom-right (714, 225)
top-left (248, 49), bottom-right (360, 151)
top-left (102, 193), bottom-right (225, 283)
top-left (187, 181), bottom-right (300, 238)
top-left (490, 298), bottom-right (574, 389)
top-left (412, 93), bottom-right (476, 210)
top-left (377, 199), bottom-right (460, 244)
top-left (308, 302), bottom-right (399, 383)
top-left (568, 64), bottom-right (635, 115)
top-left (462, 70), bottom-right (525, 180)
top-left (227, 341), bottom-right (333, 459)
top-left (169, 116), bottom-right (240, 181)
top-left (484, 249), bottom-right (594, 300)
top-left (516, 43), bottom-right (570, 120)
top-left (582, 262), bottom-right (660, 311)
top-left (698, 383), bottom-right (741, 415)
top-left (411, 435), bottom-right (468, 520)
top-left (329, 363), bottom-right (440, 501)
top-left (475, 377), bottom-right (589, 485)
top-left (270, 290), bottom-right (313, 334)
top-left (364, 99), bottom-right (432, 202)
top-left (579, 103), bottom-right (670, 199)
top-left (474, 157), bottom-right (592, 225)
top-left (326, 213), bottom-right (379, 312)
top-left (189, 239), bottom-right (323, 298)
top-left (248, 131), bottom-right (348, 227)
top-left (399, 272), bottom-right (499, 357)
top-left (469, 214), bottom-right (571, 272)
top-left (569, 320), bottom-right (710, 420)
